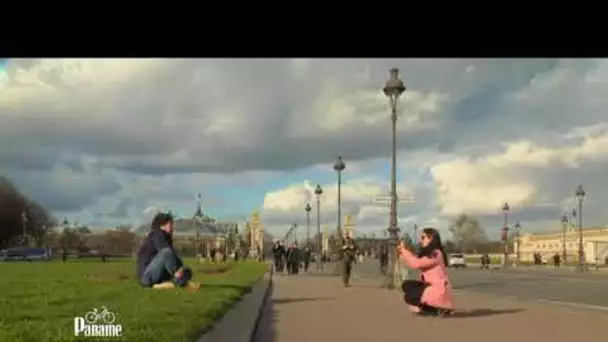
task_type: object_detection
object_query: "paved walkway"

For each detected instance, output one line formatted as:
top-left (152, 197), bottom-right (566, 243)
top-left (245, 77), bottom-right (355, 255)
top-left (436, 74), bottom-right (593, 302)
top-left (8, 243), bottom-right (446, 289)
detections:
top-left (253, 273), bottom-right (606, 342)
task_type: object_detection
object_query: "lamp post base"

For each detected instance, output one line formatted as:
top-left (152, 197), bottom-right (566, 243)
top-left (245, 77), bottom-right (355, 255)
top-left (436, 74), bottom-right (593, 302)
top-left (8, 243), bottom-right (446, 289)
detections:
top-left (385, 226), bottom-right (399, 290)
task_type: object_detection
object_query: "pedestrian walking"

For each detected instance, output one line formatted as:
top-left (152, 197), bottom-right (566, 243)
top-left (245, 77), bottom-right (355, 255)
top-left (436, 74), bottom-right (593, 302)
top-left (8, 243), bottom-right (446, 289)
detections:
top-left (379, 244), bottom-right (388, 275)
top-left (339, 236), bottom-right (358, 287)
top-left (303, 246), bottom-right (312, 272)
top-left (286, 243), bottom-right (300, 275)
top-left (272, 241), bottom-right (286, 273)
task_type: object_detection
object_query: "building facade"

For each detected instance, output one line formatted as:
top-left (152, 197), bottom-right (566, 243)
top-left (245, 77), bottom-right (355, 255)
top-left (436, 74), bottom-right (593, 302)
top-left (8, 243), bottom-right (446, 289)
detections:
top-left (514, 227), bottom-right (608, 264)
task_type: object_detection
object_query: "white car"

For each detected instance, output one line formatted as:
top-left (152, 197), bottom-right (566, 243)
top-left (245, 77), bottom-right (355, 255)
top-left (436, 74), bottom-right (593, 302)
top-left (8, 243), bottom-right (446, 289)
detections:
top-left (448, 253), bottom-right (467, 268)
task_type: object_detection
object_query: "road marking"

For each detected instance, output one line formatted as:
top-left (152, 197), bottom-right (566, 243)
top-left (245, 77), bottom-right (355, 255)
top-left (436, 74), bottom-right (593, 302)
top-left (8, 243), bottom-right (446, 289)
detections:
top-left (535, 299), bottom-right (608, 312)
top-left (455, 290), bottom-right (608, 313)
top-left (461, 269), bottom-right (607, 284)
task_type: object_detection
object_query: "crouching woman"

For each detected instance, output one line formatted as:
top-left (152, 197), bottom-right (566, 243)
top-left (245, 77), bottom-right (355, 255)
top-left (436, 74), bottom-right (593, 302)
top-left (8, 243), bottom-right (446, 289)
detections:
top-left (397, 227), bottom-right (454, 316)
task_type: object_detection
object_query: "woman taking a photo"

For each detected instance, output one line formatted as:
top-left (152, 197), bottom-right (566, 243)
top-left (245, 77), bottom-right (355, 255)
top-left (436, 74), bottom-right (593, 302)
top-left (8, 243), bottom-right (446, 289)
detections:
top-left (398, 227), bottom-right (454, 316)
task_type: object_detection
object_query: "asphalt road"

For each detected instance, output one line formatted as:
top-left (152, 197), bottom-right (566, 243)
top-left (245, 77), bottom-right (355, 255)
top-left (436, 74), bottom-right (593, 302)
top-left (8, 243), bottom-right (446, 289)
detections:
top-left (350, 259), bottom-right (608, 311)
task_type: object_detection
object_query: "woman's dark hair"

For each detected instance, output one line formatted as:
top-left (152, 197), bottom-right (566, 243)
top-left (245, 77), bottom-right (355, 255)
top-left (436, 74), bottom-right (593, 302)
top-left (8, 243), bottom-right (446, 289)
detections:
top-left (151, 212), bottom-right (174, 230)
top-left (417, 227), bottom-right (448, 266)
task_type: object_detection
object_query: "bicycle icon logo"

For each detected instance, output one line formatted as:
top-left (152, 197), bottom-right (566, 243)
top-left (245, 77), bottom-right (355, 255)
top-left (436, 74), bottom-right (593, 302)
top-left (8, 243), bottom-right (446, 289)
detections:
top-left (84, 305), bottom-right (116, 324)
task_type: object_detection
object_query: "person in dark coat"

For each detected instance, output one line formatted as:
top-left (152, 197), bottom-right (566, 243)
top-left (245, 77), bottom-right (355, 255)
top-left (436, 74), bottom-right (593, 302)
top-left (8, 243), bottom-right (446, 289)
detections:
top-left (286, 243), bottom-right (300, 275)
top-left (209, 247), bottom-right (217, 263)
top-left (339, 236), bottom-right (358, 287)
top-left (272, 241), bottom-right (286, 273)
top-left (481, 254), bottom-right (490, 269)
top-left (553, 253), bottom-right (561, 267)
top-left (285, 244), bottom-right (293, 274)
top-left (136, 213), bottom-right (200, 291)
top-left (379, 244), bottom-right (389, 275)
top-left (303, 246), bottom-right (312, 272)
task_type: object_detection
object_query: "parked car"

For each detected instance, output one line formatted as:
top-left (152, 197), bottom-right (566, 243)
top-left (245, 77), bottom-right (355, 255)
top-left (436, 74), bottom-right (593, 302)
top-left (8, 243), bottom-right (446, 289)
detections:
top-left (448, 253), bottom-right (467, 268)
top-left (2, 247), bottom-right (51, 262)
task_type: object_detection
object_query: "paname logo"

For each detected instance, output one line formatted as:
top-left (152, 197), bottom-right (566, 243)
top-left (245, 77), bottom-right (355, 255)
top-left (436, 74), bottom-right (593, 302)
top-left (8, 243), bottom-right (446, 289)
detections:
top-left (74, 305), bottom-right (123, 337)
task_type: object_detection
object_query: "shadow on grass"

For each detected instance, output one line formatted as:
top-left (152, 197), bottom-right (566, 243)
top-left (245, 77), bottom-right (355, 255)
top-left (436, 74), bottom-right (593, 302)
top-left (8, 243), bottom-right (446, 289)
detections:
top-left (200, 283), bottom-right (252, 292)
top-left (451, 308), bottom-right (523, 318)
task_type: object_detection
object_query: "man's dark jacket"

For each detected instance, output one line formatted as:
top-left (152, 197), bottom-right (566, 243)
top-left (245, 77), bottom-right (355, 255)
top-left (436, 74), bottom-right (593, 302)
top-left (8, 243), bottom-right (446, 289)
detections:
top-left (303, 248), bottom-right (312, 262)
top-left (286, 247), bottom-right (300, 264)
top-left (340, 241), bottom-right (357, 264)
top-left (136, 229), bottom-right (173, 279)
top-left (272, 244), bottom-right (285, 259)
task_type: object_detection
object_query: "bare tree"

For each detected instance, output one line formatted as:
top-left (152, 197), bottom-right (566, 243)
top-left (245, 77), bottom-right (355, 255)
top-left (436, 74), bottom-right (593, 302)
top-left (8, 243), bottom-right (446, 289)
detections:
top-left (449, 214), bottom-right (489, 253)
top-left (60, 228), bottom-right (81, 254)
top-left (0, 176), bottom-right (55, 248)
top-left (104, 227), bottom-right (136, 255)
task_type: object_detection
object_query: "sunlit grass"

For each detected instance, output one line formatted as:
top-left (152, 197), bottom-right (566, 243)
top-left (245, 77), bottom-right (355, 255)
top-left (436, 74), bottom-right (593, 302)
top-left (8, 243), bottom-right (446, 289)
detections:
top-left (0, 259), bottom-right (267, 342)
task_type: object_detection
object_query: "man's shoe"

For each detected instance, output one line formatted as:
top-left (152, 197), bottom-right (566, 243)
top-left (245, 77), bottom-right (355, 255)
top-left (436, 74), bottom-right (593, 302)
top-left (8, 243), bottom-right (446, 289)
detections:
top-left (186, 282), bottom-right (201, 292)
top-left (437, 309), bottom-right (455, 317)
top-left (152, 281), bottom-right (176, 290)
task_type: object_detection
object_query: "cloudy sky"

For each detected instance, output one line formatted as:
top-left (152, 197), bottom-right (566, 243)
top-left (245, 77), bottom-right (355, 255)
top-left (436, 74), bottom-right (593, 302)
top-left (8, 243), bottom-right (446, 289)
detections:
top-left (1, 58), bottom-right (607, 239)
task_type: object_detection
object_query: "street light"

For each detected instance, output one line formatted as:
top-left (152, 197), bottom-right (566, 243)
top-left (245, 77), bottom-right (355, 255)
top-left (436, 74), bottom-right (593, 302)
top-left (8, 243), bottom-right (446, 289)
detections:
top-left (21, 211), bottom-right (28, 247)
top-left (305, 202), bottom-right (312, 247)
top-left (314, 184), bottom-right (323, 271)
top-left (382, 67), bottom-right (406, 289)
top-left (194, 194), bottom-right (204, 263)
top-left (333, 156), bottom-right (346, 241)
top-left (514, 221), bottom-right (521, 267)
top-left (561, 213), bottom-right (569, 264)
top-left (501, 202), bottom-right (510, 268)
top-left (575, 185), bottom-right (586, 271)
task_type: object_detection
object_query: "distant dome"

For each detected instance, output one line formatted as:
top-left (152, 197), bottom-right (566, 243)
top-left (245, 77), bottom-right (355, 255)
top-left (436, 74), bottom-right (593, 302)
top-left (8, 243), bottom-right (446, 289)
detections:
top-left (134, 216), bottom-right (222, 237)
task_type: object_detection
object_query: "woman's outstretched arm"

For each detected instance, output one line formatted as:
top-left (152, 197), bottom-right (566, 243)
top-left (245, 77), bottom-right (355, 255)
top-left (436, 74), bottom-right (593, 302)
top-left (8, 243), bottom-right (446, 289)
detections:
top-left (398, 242), bottom-right (440, 269)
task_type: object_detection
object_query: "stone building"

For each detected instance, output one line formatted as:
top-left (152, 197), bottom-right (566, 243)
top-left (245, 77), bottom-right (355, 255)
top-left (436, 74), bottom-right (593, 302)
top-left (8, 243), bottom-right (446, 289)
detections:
top-left (514, 226), bottom-right (608, 264)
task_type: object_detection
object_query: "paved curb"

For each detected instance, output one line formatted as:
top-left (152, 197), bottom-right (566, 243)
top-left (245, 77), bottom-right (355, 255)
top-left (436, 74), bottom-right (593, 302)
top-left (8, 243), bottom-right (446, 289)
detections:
top-left (196, 265), bottom-right (272, 342)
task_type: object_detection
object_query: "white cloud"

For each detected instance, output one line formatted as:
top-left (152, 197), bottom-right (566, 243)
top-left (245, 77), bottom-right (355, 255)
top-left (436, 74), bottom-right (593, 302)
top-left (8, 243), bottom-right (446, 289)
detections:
top-left (430, 122), bottom-right (608, 222)
top-left (2, 58), bottom-right (608, 238)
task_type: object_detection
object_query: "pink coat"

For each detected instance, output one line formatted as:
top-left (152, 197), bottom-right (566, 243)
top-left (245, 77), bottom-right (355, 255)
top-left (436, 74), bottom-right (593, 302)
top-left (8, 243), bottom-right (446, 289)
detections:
top-left (399, 248), bottom-right (454, 309)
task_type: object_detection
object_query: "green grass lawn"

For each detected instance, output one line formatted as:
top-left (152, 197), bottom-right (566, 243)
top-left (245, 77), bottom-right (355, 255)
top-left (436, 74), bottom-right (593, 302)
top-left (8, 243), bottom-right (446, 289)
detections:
top-left (0, 259), bottom-right (267, 342)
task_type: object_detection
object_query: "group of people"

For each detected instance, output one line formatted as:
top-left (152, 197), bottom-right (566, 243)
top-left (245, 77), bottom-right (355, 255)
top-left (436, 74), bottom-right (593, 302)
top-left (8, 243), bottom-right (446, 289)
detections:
top-left (134, 212), bottom-right (455, 317)
top-left (271, 235), bottom-right (360, 287)
top-left (272, 241), bottom-right (313, 274)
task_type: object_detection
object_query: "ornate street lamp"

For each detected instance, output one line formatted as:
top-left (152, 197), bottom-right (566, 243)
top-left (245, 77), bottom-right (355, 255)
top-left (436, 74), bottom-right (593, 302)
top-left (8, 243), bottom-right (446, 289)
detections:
top-left (575, 185), bottom-right (586, 271)
top-left (561, 213), bottom-right (569, 264)
top-left (194, 193), bottom-right (204, 263)
top-left (382, 67), bottom-right (406, 289)
top-left (514, 221), bottom-right (521, 266)
top-left (21, 211), bottom-right (28, 247)
top-left (501, 202), bottom-right (510, 267)
top-left (305, 202), bottom-right (312, 247)
top-left (314, 184), bottom-right (323, 271)
top-left (333, 156), bottom-right (346, 241)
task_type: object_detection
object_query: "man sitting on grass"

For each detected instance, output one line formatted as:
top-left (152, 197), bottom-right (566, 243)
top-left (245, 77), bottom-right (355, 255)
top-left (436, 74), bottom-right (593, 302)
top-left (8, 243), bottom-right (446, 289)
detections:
top-left (136, 212), bottom-right (200, 291)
